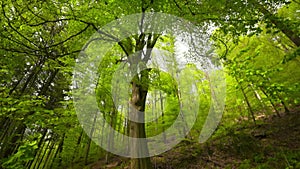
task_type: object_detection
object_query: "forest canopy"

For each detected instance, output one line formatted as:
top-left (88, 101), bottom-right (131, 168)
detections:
top-left (0, 0), bottom-right (299, 169)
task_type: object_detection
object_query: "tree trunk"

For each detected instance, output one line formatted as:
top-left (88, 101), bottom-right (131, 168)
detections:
top-left (72, 129), bottom-right (83, 163)
top-left (53, 133), bottom-right (65, 168)
top-left (27, 128), bottom-right (48, 169)
top-left (42, 140), bottom-right (55, 169)
top-left (129, 70), bottom-right (153, 169)
top-left (254, 2), bottom-right (300, 47)
top-left (1, 123), bottom-right (26, 159)
top-left (235, 77), bottom-right (256, 124)
top-left (36, 139), bottom-right (51, 169)
top-left (118, 33), bottom-right (159, 169)
top-left (34, 137), bottom-right (51, 168)
top-left (160, 91), bottom-right (167, 143)
top-left (85, 111), bottom-right (98, 165)
top-left (259, 87), bottom-right (281, 117)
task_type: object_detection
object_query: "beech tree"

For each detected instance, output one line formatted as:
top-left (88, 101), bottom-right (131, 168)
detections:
top-left (1, 0), bottom-right (299, 169)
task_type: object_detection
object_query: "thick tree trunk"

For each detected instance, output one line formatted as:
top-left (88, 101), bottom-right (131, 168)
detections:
top-left (129, 71), bottom-right (153, 169)
top-left (118, 33), bottom-right (159, 169)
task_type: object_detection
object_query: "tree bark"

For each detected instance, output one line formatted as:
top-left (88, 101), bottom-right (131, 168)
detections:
top-left (160, 91), bottom-right (167, 143)
top-left (118, 32), bottom-right (159, 169)
top-left (259, 87), bottom-right (281, 117)
top-left (26, 128), bottom-right (48, 169)
top-left (129, 70), bottom-right (153, 169)
top-left (254, 2), bottom-right (300, 47)
top-left (42, 140), bottom-right (55, 169)
top-left (235, 77), bottom-right (256, 124)
top-left (85, 111), bottom-right (98, 165)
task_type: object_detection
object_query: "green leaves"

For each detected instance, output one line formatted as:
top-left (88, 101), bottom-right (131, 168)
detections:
top-left (2, 141), bottom-right (38, 169)
top-left (282, 47), bottom-right (300, 63)
top-left (0, 0), bottom-right (299, 168)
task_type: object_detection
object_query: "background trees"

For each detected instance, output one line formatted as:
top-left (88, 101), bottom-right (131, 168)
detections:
top-left (0, 0), bottom-right (299, 169)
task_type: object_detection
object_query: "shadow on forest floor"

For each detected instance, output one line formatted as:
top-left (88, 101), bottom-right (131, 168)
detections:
top-left (87, 107), bottom-right (300, 169)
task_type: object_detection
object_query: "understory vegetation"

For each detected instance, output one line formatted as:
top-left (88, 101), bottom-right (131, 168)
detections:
top-left (0, 0), bottom-right (299, 169)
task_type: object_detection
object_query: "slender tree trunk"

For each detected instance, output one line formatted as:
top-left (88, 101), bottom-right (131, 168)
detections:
top-left (27, 129), bottom-right (48, 169)
top-left (72, 129), bottom-right (83, 163)
top-left (85, 111), bottom-right (98, 165)
top-left (278, 95), bottom-right (290, 113)
top-left (42, 140), bottom-right (55, 169)
top-left (176, 74), bottom-right (187, 137)
top-left (250, 84), bottom-right (268, 112)
top-left (1, 123), bottom-right (26, 159)
top-left (160, 91), bottom-right (167, 143)
top-left (259, 87), bottom-right (281, 117)
top-left (0, 118), bottom-right (12, 148)
top-left (36, 139), bottom-right (51, 169)
top-left (54, 133), bottom-right (65, 167)
top-left (116, 105), bottom-right (123, 142)
top-left (242, 86), bottom-right (256, 124)
top-left (32, 140), bottom-right (46, 169)
top-left (106, 108), bottom-right (117, 164)
top-left (49, 142), bottom-right (60, 169)
top-left (125, 103), bottom-right (130, 153)
top-left (235, 78), bottom-right (256, 124)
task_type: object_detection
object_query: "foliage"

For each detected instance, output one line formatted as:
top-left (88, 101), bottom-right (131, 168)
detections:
top-left (0, 0), bottom-right (299, 169)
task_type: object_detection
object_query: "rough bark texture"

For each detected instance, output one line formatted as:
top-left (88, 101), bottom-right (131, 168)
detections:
top-left (129, 71), bottom-right (153, 169)
top-left (119, 33), bottom-right (159, 169)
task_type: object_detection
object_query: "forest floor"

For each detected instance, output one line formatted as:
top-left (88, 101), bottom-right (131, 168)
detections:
top-left (87, 107), bottom-right (300, 169)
